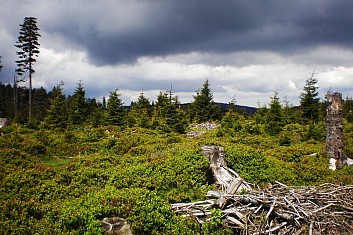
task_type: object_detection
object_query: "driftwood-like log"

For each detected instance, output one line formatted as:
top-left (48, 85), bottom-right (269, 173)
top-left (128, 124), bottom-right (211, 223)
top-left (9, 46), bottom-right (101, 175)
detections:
top-left (200, 145), bottom-right (252, 209)
top-left (172, 146), bottom-right (353, 234)
top-left (171, 183), bottom-right (353, 234)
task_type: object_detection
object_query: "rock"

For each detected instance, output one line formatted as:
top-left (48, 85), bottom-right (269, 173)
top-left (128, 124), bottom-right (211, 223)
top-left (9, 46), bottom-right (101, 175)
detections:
top-left (101, 217), bottom-right (132, 235)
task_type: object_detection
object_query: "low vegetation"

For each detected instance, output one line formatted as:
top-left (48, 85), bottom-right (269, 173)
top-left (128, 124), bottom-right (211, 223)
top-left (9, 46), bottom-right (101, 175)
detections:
top-left (1, 79), bottom-right (353, 234)
top-left (1, 117), bottom-right (353, 234)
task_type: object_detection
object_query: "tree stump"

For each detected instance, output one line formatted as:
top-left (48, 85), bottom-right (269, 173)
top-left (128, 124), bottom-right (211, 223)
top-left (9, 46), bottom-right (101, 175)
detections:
top-left (101, 217), bottom-right (132, 235)
top-left (326, 92), bottom-right (347, 170)
top-left (201, 145), bottom-right (251, 208)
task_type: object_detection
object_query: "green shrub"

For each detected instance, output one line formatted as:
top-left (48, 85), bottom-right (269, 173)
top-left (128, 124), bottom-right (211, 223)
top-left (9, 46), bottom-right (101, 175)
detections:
top-left (224, 144), bottom-right (270, 184)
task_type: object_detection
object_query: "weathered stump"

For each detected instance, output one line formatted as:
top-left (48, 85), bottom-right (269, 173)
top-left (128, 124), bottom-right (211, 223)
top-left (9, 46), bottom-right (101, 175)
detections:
top-left (201, 146), bottom-right (251, 208)
top-left (0, 118), bottom-right (9, 128)
top-left (101, 217), bottom-right (132, 235)
top-left (326, 92), bottom-right (347, 170)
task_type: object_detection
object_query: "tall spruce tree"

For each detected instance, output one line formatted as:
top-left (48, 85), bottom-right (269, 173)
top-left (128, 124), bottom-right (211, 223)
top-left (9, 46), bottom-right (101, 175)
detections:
top-left (190, 79), bottom-right (221, 123)
top-left (300, 72), bottom-right (320, 123)
top-left (106, 89), bottom-right (125, 126)
top-left (0, 56), bottom-right (2, 71)
top-left (15, 17), bottom-right (41, 121)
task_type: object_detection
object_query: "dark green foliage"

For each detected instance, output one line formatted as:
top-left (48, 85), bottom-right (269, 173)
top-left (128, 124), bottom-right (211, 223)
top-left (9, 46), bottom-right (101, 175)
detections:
top-left (0, 55), bottom-right (2, 71)
top-left (129, 92), bottom-right (153, 128)
top-left (106, 89), bottom-right (125, 126)
top-left (154, 91), bottom-right (188, 133)
top-left (265, 91), bottom-right (284, 135)
top-left (0, 83), bottom-right (15, 119)
top-left (15, 17), bottom-right (41, 122)
top-left (189, 79), bottom-right (221, 123)
top-left (91, 104), bottom-right (104, 127)
top-left (135, 92), bottom-right (153, 115)
top-left (68, 80), bottom-right (89, 125)
top-left (15, 17), bottom-right (40, 76)
top-left (0, 83), bottom-right (47, 123)
top-left (254, 104), bottom-right (268, 124)
top-left (343, 96), bottom-right (353, 123)
top-left (32, 87), bottom-right (50, 122)
top-left (282, 97), bottom-right (300, 124)
top-left (43, 82), bottom-right (68, 129)
top-left (300, 74), bottom-right (321, 123)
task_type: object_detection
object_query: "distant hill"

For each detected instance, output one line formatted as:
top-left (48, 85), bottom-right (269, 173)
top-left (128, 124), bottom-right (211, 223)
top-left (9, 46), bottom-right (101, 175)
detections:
top-left (215, 102), bottom-right (257, 115)
top-left (180, 103), bottom-right (257, 115)
top-left (215, 103), bottom-right (256, 115)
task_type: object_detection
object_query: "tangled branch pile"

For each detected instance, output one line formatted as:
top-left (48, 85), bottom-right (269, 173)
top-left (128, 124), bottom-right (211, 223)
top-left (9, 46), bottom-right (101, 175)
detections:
top-left (172, 182), bottom-right (353, 234)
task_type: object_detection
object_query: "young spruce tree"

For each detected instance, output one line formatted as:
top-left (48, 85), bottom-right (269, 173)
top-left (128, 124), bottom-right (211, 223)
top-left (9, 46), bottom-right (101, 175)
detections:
top-left (44, 82), bottom-right (68, 129)
top-left (129, 92), bottom-right (152, 128)
top-left (300, 73), bottom-right (320, 123)
top-left (68, 80), bottom-right (88, 125)
top-left (106, 89), bottom-right (125, 126)
top-left (265, 91), bottom-right (284, 135)
top-left (154, 90), bottom-right (187, 133)
top-left (190, 79), bottom-right (221, 123)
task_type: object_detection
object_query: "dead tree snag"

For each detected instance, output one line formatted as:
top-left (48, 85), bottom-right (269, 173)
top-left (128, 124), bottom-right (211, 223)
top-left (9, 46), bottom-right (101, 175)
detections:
top-left (326, 92), bottom-right (347, 170)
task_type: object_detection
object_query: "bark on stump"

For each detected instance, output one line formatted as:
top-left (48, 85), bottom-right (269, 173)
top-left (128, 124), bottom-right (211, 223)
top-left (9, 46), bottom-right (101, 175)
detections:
top-left (101, 217), bottom-right (132, 235)
top-left (201, 145), bottom-right (251, 208)
top-left (326, 92), bottom-right (347, 170)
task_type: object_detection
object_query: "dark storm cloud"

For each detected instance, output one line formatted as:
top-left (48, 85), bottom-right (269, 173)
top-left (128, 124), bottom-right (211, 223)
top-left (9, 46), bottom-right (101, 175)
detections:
top-left (49, 0), bottom-right (267, 65)
top-left (2, 0), bottom-right (353, 106)
top-left (2, 0), bottom-right (353, 68)
top-left (114, 78), bottom-right (223, 93)
top-left (42, 0), bottom-right (353, 66)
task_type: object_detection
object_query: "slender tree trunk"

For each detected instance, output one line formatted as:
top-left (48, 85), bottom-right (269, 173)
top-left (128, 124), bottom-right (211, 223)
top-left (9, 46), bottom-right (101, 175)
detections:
top-left (14, 74), bottom-right (18, 119)
top-left (29, 59), bottom-right (32, 121)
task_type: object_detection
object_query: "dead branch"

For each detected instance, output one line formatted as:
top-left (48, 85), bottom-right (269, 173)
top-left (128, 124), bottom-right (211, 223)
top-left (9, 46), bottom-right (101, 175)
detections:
top-left (171, 183), bottom-right (353, 234)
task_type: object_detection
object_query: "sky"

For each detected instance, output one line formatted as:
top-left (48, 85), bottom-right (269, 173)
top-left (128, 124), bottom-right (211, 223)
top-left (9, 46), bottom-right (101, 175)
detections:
top-left (1, 0), bottom-right (353, 107)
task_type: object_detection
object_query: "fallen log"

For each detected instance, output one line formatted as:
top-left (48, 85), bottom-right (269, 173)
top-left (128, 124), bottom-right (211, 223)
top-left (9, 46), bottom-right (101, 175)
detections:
top-left (171, 146), bottom-right (353, 234)
top-left (172, 183), bottom-right (353, 234)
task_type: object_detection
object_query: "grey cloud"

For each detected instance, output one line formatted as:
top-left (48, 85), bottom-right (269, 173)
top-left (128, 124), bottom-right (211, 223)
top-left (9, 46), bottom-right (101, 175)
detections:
top-left (3, 0), bottom-right (353, 68)
top-left (70, 0), bottom-right (353, 66)
top-left (1, 0), bottom-right (353, 106)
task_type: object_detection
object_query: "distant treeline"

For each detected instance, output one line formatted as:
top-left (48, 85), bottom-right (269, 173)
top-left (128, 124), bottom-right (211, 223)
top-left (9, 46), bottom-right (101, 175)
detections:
top-left (1, 79), bottom-right (353, 134)
top-left (0, 80), bottom-right (223, 133)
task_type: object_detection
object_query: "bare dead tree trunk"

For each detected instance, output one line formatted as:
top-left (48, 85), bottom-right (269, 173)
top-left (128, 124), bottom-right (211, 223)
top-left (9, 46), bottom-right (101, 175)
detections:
top-left (326, 92), bottom-right (347, 170)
